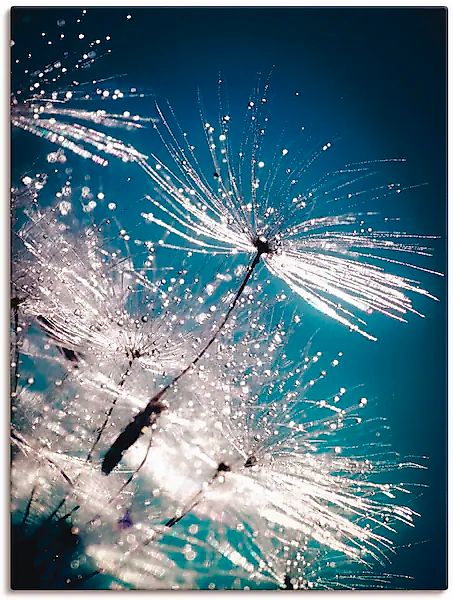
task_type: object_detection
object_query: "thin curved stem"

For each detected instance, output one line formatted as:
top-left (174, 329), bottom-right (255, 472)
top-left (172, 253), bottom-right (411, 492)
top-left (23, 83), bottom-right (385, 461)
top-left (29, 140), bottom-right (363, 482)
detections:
top-left (164, 463), bottom-right (228, 528)
top-left (102, 251), bottom-right (262, 475)
top-left (85, 356), bottom-right (135, 463)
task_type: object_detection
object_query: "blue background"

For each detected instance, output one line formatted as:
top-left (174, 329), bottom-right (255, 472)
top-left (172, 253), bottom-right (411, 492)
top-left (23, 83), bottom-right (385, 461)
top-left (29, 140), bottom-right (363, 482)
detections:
top-left (11, 7), bottom-right (447, 589)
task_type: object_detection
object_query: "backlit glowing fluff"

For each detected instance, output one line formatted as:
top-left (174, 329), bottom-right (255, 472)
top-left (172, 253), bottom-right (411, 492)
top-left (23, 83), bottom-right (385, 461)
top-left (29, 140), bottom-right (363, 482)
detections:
top-left (122, 311), bottom-right (285, 500)
top-left (11, 367), bottom-right (187, 590)
top-left (11, 373), bottom-right (133, 528)
top-left (205, 524), bottom-right (412, 590)
top-left (87, 287), bottom-right (281, 475)
top-left (13, 195), bottom-right (233, 463)
top-left (14, 201), bottom-right (200, 377)
top-left (11, 363), bottom-right (262, 591)
top-left (84, 522), bottom-right (208, 590)
top-left (11, 398), bottom-right (129, 589)
top-left (127, 338), bottom-right (419, 569)
top-left (138, 83), bottom-right (440, 340)
top-left (11, 378), bottom-right (245, 590)
top-left (11, 433), bottom-right (197, 590)
top-left (11, 430), bottom-right (128, 531)
top-left (11, 19), bottom-right (151, 166)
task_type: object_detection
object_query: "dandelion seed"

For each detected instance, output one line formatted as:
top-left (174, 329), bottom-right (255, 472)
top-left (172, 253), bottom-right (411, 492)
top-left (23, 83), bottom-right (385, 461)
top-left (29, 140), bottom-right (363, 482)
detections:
top-left (125, 334), bottom-right (418, 570)
top-left (11, 31), bottom-right (154, 165)
top-left (13, 195), bottom-right (222, 465)
top-left (102, 80), bottom-right (442, 470)
top-left (136, 83), bottom-right (440, 341)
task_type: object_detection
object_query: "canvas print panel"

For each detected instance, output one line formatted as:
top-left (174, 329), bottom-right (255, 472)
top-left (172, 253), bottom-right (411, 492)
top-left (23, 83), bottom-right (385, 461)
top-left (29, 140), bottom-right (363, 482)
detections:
top-left (10, 7), bottom-right (447, 590)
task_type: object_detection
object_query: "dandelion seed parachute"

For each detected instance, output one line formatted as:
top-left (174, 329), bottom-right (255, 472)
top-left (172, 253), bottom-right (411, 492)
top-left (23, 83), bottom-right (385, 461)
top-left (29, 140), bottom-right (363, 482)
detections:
top-left (121, 331), bottom-right (420, 575)
top-left (11, 393), bottom-right (194, 590)
top-left (191, 524), bottom-right (407, 590)
top-left (14, 201), bottom-right (199, 377)
top-left (11, 18), bottom-right (151, 166)
top-left (12, 185), bottom-right (255, 467)
top-left (210, 530), bottom-right (413, 590)
top-left (137, 84), bottom-right (440, 340)
top-left (14, 200), bottom-right (224, 462)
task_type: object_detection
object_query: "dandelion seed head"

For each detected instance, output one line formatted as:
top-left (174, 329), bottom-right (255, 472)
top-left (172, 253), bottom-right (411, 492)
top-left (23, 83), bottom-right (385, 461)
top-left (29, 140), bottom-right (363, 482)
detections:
top-left (11, 24), bottom-right (155, 166)
top-left (140, 83), bottom-right (439, 340)
top-left (121, 326), bottom-right (418, 571)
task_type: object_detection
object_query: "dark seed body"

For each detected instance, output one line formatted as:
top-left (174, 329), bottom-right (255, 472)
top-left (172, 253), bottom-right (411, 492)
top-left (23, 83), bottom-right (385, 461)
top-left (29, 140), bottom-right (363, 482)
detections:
top-left (101, 400), bottom-right (165, 475)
